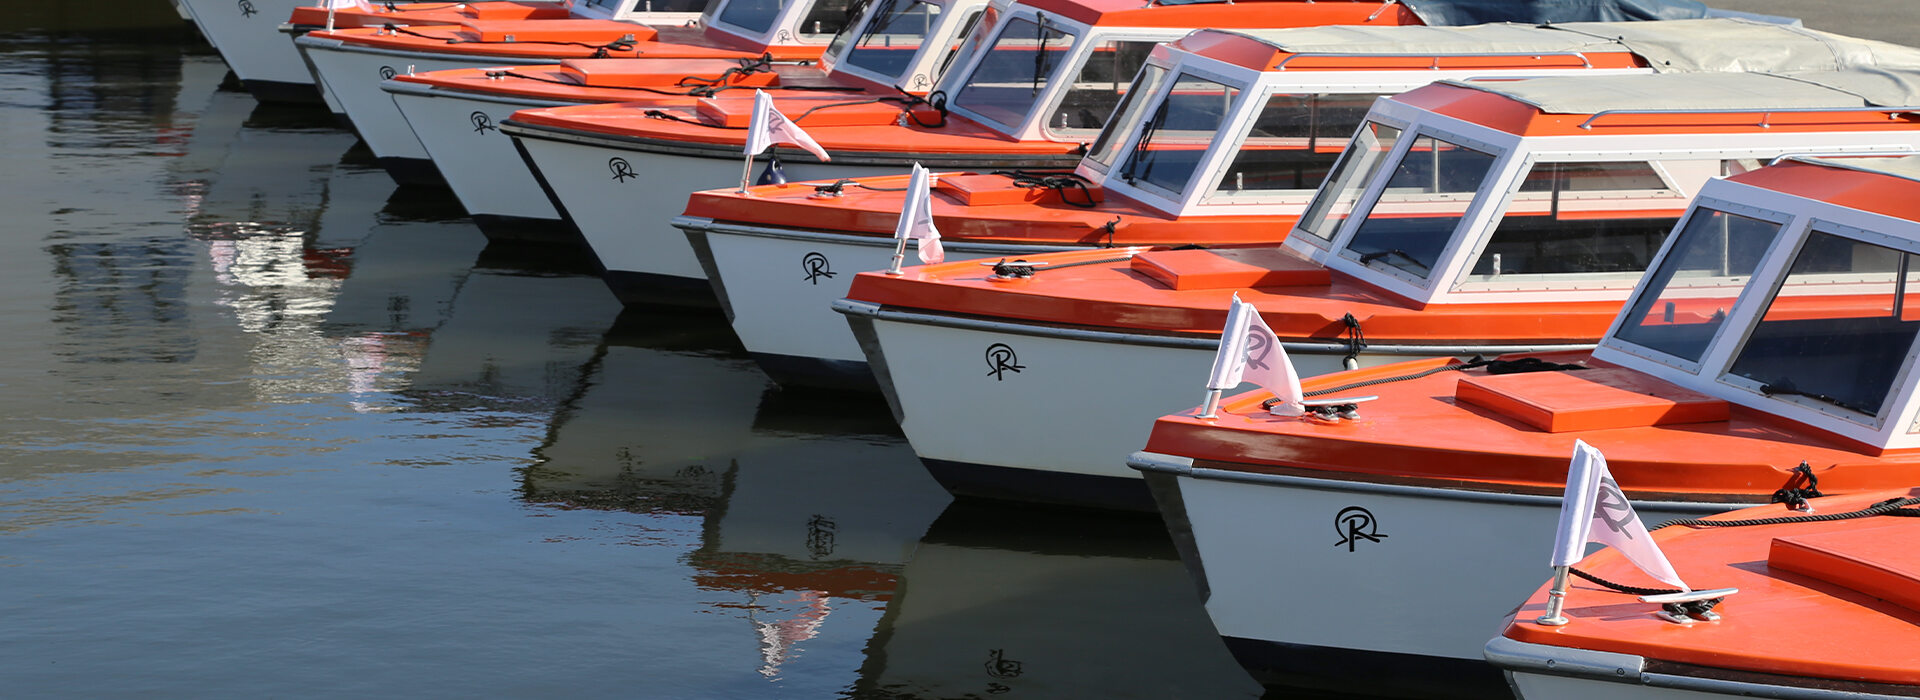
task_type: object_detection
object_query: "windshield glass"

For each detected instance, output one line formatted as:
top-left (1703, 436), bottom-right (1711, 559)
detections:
top-left (716, 0), bottom-right (784, 34)
top-left (623, 0), bottom-right (706, 11)
top-left (1114, 74), bottom-right (1240, 196)
top-left (1339, 134), bottom-right (1497, 279)
top-left (1207, 92), bottom-right (1385, 201)
top-left (1463, 160), bottom-right (1691, 282)
top-left (1726, 229), bottom-right (1920, 420)
top-left (798, 0), bottom-right (857, 40)
top-left (1296, 121), bottom-right (1401, 241)
top-left (1613, 208), bottom-right (1779, 362)
top-left (1085, 64), bottom-right (1168, 168)
top-left (838, 0), bottom-right (942, 78)
top-left (951, 15), bottom-right (1077, 130)
top-left (1047, 40), bottom-right (1156, 136)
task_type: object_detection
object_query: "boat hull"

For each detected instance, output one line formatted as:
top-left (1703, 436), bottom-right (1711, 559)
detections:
top-left (385, 81), bottom-right (576, 243)
top-left (1485, 637), bottom-right (1913, 700)
top-left (681, 218), bottom-right (1079, 390)
top-left (1133, 455), bottom-right (1732, 694)
top-left (840, 301), bottom-right (1579, 509)
top-left (510, 127), bottom-right (900, 304)
top-left (297, 35), bottom-right (549, 185)
top-left (178, 0), bottom-right (320, 102)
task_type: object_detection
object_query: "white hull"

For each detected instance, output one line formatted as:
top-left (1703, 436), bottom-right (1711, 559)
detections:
top-left (177, 0), bottom-right (314, 91)
top-left (686, 220), bottom-right (1077, 369)
top-left (845, 307), bottom-right (1531, 499)
top-left (1484, 638), bottom-right (1904, 700)
top-left (387, 83), bottom-right (569, 224)
top-left (298, 36), bottom-right (547, 163)
top-left (513, 134), bottom-right (898, 284)
top-left (1147, 461), bottom-right (1725, 671)
top-left (1508, 672), bottom-right (1720, 700)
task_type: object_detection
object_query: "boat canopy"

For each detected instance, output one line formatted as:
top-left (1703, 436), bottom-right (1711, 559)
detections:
top-left (1455, 68), bottom-right (1920, 114)
top-left (1396, 0), bottom-right (1708, 24)
top-left (1593, 154), bottom-right (1920, 453)
top-left (1284, 70), bottom-right (1920, 309)
top-left (817, 0), bottom-right (990, 91)
top-left (1070, 19), bottom-right (1920, 220)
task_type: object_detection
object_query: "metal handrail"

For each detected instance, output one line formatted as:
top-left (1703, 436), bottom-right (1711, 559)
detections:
top-left (1272, 50), bottom-right (1596, 71)
top-left (1578, 105), bottom-right (1920, 130)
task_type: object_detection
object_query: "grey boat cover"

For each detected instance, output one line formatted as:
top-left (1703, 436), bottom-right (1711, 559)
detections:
top-left (1398, 0), bottom-right (1708, 25)
top-left (1792, 155), bottom-right (1920, 185)
top-left (1218, 20), bottom-right (1920, 75)
top-left (1445, 68), bottom-right (1920, 115)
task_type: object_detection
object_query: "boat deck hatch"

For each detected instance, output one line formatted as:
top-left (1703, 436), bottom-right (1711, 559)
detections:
top-left (560, 59), bottom-right (779, 88)
top-left (1770, 523), bottom-right (1920, 614)
top-left (934, 174), bottom-right (1105, 206)
top-left (1129, 248), bottom-right (1330, 291)
top-left (459, 20), bottom-right (659, 44)
top-left (1453, 367), bottom-right (1728, 432)
top-left (459, 2), bottom-right (574, 20)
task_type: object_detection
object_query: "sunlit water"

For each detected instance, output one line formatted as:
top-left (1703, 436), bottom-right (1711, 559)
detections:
top-left (0, 9), bottom-right (1285, 699)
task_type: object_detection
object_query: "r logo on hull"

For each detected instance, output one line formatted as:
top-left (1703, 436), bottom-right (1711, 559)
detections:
top-left (985, 343), bottom-right (1023, 381)
top-left (1334, 506), bottom-right (1388, 552)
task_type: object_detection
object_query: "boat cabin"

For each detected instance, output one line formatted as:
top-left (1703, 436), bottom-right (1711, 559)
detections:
top-left (815, 0), bottom-right (991, 93)
top-left (696, 0), bottom-right (861, 50)
top-left (925, 0), bottom-right (1425, 145)
top-left (1278, 70), bottom-right (1920, 312)
top-left (1588, 154), bottom-right (1920, 453)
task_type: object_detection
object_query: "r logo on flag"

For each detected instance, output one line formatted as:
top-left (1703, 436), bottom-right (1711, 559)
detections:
top-left (1595, 477), bottom-right (1635, 538)
top-left (1245, 329), bottom-right (1273, 371)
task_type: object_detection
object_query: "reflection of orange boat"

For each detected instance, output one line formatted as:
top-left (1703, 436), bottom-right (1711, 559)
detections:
top-left (384, 0), bottom-right (987, 242)
top-left (1488, 489), bottom-right (1920, 699)
top-left (294, 0), bottom-right (840, 184)
top-left (679, 18), bottom-right (1895, 390)
top-left (837, 68), bottom-right (1920, 511)
top-left (1128, 153), bottom-right (1920, 695)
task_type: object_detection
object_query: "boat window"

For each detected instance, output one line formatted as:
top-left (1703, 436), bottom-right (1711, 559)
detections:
top-left (799, 0), bottom-right (858, 40)
top-left (1046, 40), bottom-right (1158, 136)
top-left (1207, 92), bottom-right (1386, 200)
top-left (839, 0), bottom-right (943, 79)
top-left (627, 0), bottom-right (706, 11)
top-left (1339, 134), bottom-right (1497, 279)
top-left (1296, 121), bottom-right (1401, 241)
top-left (933, 8), bottom-right (986, 85)
top-left (951, 16), bottom-right (1078, 130)
top-left (716, 0), bottom-right (785, 34)
top-left (587, 0), bottom-right (623, 11)
top-left (1114, 74), bottom-right (1241, 197)
top-left (1726, 230), bottom-right (1920, 420)
top-left (1463, 161), bottom-right (1689, 282)
top-left (1613, 208), bottom-right (1779, 363)
top-left (1085, 64), bottom-right (1169, 169)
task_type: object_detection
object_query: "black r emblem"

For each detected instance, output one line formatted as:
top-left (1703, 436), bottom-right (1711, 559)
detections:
top-left (801, 252), bottom-right (834, 285)
top-left (911, 74), bottom-right (930, 90)
top-left (805, 514), bottom-right (837, 559)
top-left (608, 157), bottom-right (637, 182)
top-left (238, 0), bottom-right (257, 16)
top-left (985, 343), bottom-right (1023, 381)
top-left (1333, 506), bottom-right (1388, 552)
top-left (1594, 477), bottom-right (1635, 539)
top-left (985, 649), bottom-right (1023, 679)
top-left (1245, 327), bottom-right (1273, 371)
top-left (378, 65), bottom-right (397, 80)
top-left (776, 29), bottom-right (795, 42)
top-left (469, 111), bottom-right (496, 133)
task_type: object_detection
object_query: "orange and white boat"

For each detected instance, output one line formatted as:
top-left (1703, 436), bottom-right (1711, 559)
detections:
top-left (835, 67), bottom-right (1920, 510)
top-left (678, 18), bottom-right (1869, 390)
top-left (176, 0), bottom-right (629, 105)
top-left (1487, 489), bottom-right (1920, 700)
top-left (1126, 152), bottom-right (1920, 694)
top-left (382, 0), bottom-right (988, 242)
top-left (502, 0), bottom-right (1465, 304)
top-left (294, 0), bottom-right (833, 184)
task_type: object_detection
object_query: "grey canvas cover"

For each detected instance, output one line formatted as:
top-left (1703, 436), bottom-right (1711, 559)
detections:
top-left (1446, 68), bottom-right (1920, 115)
top-left (1215, 20), bottom-right (1920, 75)
top-left (1397, 0), bottom-right (1707, 25)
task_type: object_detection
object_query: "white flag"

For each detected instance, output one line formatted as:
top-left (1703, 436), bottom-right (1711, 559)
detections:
top-left (1205, 296), bottom-right (1304, 410)
top-left (1549, 440), bottom-right (1688, 590)
top-left (895, 163), bottom-right (943, 263)
top-left (745, 89), bottom-right (830, 162)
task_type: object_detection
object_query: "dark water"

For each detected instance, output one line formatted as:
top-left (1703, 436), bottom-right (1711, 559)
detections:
top-left (0, 9), bottom-right (1284, 700)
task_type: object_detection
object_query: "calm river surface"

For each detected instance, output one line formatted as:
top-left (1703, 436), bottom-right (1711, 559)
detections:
top-left (0, 2), bottom-right (1911, 698)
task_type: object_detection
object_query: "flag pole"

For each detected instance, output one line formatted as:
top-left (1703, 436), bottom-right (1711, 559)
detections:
top-left (1535, 565), bottom-right (1572, 626)
top-left (738, 152), bottom-right (755, 194)
top-left (885, 235), bottom-right (908, 275)
top-left (1197, 390), bottom-right (1223, 419)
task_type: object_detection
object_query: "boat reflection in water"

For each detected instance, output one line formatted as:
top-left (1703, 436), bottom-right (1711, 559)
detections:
top-left (525, 309), bottom-right (951, 679)
top-left (854, 501), bottom-right (1275, 699)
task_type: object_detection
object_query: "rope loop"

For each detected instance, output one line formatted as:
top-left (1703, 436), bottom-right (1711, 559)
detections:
top-left (1769, 462), bottom-right (1825, 511)
top-left (989, 169), bottom-right (1097, 208)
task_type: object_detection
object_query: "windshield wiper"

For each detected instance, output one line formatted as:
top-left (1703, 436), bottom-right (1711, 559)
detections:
top-left (1120, 98), bottom-right (1169, 185)
top-left (1357, 248), bottom-right (1428, 272)
top-left (1031, 13), bottom-right (1051, 96)
top-left (1760, 381), bottom-right (1873, 414)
